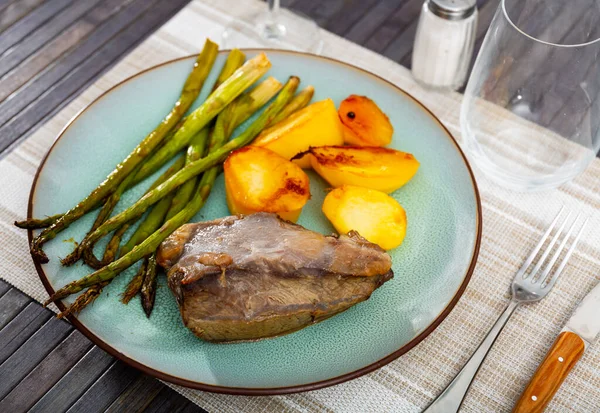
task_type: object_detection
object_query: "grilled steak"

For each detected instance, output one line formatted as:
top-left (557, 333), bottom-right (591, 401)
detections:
top-left (157, 212), bottom-right (393, 342)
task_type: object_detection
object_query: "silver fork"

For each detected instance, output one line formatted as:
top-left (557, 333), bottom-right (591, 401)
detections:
top-left (424, 208), bottom-right (588, 413)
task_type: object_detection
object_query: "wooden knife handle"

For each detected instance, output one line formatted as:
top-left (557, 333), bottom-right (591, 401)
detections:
top-left (513, 331), bottom-right (585, 413)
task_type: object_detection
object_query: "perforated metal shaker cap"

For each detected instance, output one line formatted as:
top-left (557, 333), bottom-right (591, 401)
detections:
top-left (428, 0), bottom-right (476, 20)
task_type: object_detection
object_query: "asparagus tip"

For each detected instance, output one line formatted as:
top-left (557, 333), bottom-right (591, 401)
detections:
top-left (142, 301), bottom-right (153, 318)
top-left (82, 247), bottom-right (107, 270)
top-left (60, 246), bottom-right (82, 267)
top-left (30, 242), bottom-right (49, 264)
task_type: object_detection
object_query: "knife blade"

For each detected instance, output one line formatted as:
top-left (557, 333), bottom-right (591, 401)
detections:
top-left (513, 281), bottom-right (600, 413)
top-left (563, 281), bottom-right (600, 344)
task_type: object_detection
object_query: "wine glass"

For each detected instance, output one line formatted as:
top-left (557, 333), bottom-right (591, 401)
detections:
top-left (461, 0), bottom-right (600, 191)
top-left (221, 0), bottom-right (324, 54)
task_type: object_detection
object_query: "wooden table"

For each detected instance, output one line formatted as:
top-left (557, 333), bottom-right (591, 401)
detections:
top-left (0, 0), bottom-right (500, 411)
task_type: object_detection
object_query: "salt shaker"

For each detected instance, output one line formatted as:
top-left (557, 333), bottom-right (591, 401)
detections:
top-left (412, 0), bottom-right (477, 90)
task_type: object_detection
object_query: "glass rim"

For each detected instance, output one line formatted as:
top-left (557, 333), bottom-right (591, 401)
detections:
top-left (502, 0), bottom-right (600, 48)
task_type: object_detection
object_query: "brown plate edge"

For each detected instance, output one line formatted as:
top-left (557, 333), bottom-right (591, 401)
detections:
top-left (28, 49), bottom-right (482, 396)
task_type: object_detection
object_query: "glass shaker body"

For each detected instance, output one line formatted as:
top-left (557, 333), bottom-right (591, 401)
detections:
top-left (412, 0), bottom-right (477, 90)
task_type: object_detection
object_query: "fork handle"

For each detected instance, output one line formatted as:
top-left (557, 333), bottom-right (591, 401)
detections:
top-left (513, 331), bottom-right (585, 413)
top-left (424, 300), bottom-right (520, 413)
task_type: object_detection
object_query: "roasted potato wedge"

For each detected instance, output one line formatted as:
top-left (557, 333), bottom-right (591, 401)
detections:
top-left (252, 98), bottom-right (344, 168)
top-left (297, 146), bottom-right (419, 193)
top-left (339, 95), bottom-right (393, 146)
top-left (322, 185), bottom-right (407, 250)
top-left (224, 146), bottom-right (310, 222)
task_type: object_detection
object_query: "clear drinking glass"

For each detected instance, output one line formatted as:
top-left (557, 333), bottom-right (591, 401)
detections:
top-left (221, 0), bottom-right (324, 54)
top-left (461, 0), bottom-right (600, 191)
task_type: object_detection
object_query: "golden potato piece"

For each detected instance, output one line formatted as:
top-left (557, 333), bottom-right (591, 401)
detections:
top-left (300, 145), bottom-right (419, 193)
top-left (339, 95), bottom-right (393, 146)
top-left (252, 98), bottom-right (344, 168)
top-left (224, 146), bottom-right (310, 222)
top-left (322, 185), bottom-right (407, 250)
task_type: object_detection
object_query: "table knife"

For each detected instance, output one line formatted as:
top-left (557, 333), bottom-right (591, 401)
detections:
top-left (513, 281), bottom-right (600, 413)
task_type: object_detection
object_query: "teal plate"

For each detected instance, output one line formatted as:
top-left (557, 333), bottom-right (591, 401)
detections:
top-left (29, 50), bottom-right (481, 395)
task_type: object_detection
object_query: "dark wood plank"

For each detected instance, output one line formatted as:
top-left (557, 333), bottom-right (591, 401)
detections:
top-left (180, 402), bottom-right (207, 413)
top-left (0, 19), bottom-right (95, 102)
top-left (0, 0), bottom-right (189, 155)
top-left (104, 374), bottom-right (164, 413)
top-left (0, 302), bottom-right (51, 364)
top-left (0, 0), bottom-right (135, 102)
top-left (85, 0), bottom-right (137, 24)
top-left (287, 0), bottom-right (333, 28)
top-left (0, 0), bottom-right (45, 33)
top-left (363, 0), bottom-right (421, 54)
top-left (0, 0), bottom-right (104, 78)
top-left (346, 0), bottom-right (406, 46)
top-left (280, 0), bottom-right (298, 7)
top-left (0, 0), bottom-right (148, 118)
top-left (0, 0), bottom-right (16, 14)
top-left (66, 361), bottom-right (141, 413)
top-left (0, 0), bottom-right (72, 55)
top-left (288, 0), bottom-right (321, 15)
top-left (144, 387), bottom-right (204, 413)
top-left (323, 0), bottom-right (379, 37)
top-left (292, 0), bottom-right (343, 29)
top-left (0, 288), bottom-right (31, 330)
top-left (29, 346), bottom-right (114, 413)
top-left (0, 318), bottom-right (74, 399)
top-left (0, 279), bottom-right (10, 297)
top-left (386, 22), bottom-right (419, 64)
top-left (0, 330), bottom-right (93, 412)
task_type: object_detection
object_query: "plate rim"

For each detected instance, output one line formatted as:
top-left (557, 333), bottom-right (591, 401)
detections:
top-left (28, 49), bottom-right (482, 396)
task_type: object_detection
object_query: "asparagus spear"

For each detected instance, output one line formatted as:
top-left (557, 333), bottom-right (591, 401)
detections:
top-left (140, 253), bottom-right (158, 317)
top-left (130, 49), bottom-right (247, 186)
top-left (29, 40), bottom-right (220, 263)
top-left (46, 77), bottom-right (299, 303)
top-left (63, 154), bottom-right (185, 268)
top-left (101, 224), bottom-right (128, 264)
top-left (63, 161), bottom-right (146, 267)
top-left (212, 49), bottom-right (246, 91)
top-left (163, 51), bottom-right (247, 220)
top-left (14, 214), bottom-right (62, 229)
top-left (118, 190), bottom-right (176, 258)
top-left (271, 85), bottom-right (315, 125)
top-left (121, 258), bottom-right (148, 304)
top-left (163, 130), bottom-right (209, 221)
top-left (57, 281), bottom-right (109, 319)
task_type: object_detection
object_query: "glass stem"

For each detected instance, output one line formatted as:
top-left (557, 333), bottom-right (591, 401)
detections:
top-left (267, 0), bottom-right (280, 25)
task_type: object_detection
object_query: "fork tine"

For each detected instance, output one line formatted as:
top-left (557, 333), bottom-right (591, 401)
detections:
top-left (539, 213), bottom-right (582, 287)
top-left (544, 217), bottom-right (588, 291)
top-left (527, 210), bottom-right (572, 281)
top-left (516, 206), bottom-right (565, 280)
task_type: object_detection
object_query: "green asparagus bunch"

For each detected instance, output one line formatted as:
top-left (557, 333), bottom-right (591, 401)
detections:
top-left (25, 40), bottom-right (217, 261)
top-left (47, 76), bottom-right (300, 306)
top-left (27, 46), bottom-right (270, 263)
top-left (56, 50), bottom-right (250, 316)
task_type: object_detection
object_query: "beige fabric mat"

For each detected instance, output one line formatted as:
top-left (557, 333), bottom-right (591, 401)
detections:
top-left (1, 0), bottom-right (599, 411)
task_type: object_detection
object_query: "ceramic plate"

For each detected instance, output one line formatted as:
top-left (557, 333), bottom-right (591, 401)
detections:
top-left (29, 50), bottom-right (481, 394)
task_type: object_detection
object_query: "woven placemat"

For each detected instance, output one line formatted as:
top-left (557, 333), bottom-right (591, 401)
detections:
top-left (1, 1), bottom-right (599, 411)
